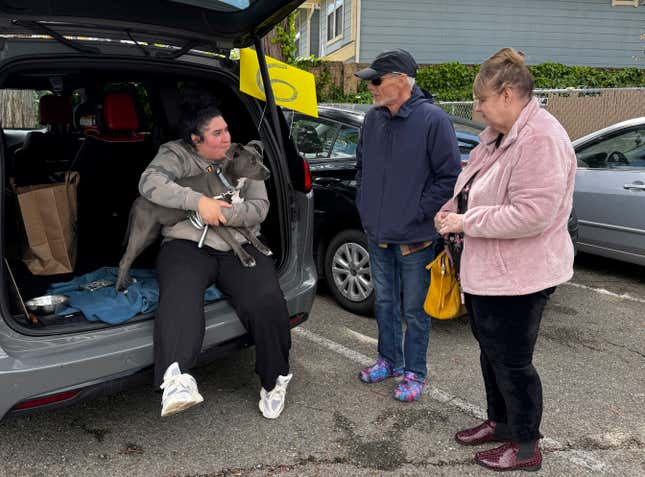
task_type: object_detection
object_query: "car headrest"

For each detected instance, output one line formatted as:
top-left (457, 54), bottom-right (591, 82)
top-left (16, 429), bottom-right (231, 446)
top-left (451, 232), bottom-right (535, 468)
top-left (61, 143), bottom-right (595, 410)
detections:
top-left (294, 123), bottom-right (323, 154)
top-left (39, 94), bottom-right (73, 126)
top-left (103, 92), bottom-right (139, 131)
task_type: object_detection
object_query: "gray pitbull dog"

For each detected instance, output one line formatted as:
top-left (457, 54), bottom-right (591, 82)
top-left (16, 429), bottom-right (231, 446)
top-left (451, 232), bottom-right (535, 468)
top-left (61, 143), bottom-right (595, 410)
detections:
top-left (116, 140), bottom-right (272, 291)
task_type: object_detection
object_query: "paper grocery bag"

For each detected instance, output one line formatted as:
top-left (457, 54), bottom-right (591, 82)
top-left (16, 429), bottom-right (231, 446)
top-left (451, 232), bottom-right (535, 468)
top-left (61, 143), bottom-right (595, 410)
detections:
top-left (16, 172), bottom-right (79, 275)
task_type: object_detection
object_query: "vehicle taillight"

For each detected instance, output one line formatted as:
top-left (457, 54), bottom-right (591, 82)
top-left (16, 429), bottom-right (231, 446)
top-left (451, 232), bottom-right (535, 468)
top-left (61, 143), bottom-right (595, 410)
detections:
top-left (289, 312), bottom-right (308, 327)
top-left (12, 390), bottom-right (80, 410)
top-left (302, 159), bottom-right (312, 193)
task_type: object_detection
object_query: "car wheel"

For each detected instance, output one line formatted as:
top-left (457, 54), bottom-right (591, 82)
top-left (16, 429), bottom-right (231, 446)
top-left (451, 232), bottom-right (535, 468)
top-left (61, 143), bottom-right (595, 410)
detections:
top-left (324, 229), bottom-right (374, 316)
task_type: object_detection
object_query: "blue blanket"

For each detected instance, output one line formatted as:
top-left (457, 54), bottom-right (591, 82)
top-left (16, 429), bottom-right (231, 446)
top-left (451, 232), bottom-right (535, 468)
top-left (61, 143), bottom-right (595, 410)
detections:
top-left (47, 267), bottom-right (223, 325)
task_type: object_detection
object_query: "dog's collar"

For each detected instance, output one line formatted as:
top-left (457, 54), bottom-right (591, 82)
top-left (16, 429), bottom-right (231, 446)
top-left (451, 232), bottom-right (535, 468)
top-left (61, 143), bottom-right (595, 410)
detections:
top-left (207, 164), bottom-right (236, 192)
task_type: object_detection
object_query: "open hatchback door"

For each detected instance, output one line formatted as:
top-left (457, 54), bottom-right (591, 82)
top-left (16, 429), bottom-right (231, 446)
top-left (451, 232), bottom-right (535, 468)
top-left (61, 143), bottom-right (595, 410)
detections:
top-left (0, 1), bottom-right (305, 49)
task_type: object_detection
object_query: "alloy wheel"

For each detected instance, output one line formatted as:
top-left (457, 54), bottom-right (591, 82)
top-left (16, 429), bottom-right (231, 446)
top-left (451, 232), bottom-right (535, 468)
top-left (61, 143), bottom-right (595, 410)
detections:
top-left (331, 241), bottom-right (372, 302)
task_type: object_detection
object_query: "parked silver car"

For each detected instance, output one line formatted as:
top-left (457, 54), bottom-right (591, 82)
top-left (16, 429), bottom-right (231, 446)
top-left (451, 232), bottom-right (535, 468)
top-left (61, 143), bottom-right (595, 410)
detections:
top-left (0, 0), bottom-right (315, 421)
top-left (573, 117), bottom-right (645, 266)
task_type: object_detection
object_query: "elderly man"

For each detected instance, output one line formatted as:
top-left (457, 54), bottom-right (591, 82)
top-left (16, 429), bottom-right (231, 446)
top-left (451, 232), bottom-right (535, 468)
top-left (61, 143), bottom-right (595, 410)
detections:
top-left (355, 49), bottom-right (461, 401)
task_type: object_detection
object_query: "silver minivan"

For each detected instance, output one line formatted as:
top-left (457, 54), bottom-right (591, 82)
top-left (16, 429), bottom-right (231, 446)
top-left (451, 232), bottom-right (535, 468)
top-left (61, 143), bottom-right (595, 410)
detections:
top-left (0, 0), bottom-right (315, 420)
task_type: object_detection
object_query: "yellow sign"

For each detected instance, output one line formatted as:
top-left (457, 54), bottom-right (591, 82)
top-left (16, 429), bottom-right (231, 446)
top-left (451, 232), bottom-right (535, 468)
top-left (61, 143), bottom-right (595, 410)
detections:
top-left (239, 48), bottom-right (318, 118)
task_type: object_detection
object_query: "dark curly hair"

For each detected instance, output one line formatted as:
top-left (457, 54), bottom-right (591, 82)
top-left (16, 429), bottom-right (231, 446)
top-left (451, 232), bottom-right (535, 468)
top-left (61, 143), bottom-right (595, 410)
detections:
top-left (178, 93), bottom-right (223, 146)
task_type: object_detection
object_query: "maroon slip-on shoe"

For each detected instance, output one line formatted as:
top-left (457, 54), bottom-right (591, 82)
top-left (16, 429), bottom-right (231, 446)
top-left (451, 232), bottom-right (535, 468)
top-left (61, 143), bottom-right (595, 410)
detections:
top-left (455, 420), bottom-right (509, 446)
top-left (474, 441), bottom-right (542, 472)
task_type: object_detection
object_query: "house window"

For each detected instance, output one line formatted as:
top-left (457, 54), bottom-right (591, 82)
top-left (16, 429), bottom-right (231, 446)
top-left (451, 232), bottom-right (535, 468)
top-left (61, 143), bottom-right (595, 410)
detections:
top-left (326, 0), bottom-right (344, 42)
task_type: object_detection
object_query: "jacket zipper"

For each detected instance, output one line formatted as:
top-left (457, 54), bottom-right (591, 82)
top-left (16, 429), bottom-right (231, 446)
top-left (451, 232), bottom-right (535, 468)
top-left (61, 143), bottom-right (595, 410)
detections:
top-left (375, 121), bottom-right (391, 243)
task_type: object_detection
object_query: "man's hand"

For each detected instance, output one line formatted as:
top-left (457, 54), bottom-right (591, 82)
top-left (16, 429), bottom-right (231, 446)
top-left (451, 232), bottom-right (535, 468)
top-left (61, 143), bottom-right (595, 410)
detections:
top-left (197, 196), bottom-right (232, 226)
top-left (436, 212), bottom-right (465, 235)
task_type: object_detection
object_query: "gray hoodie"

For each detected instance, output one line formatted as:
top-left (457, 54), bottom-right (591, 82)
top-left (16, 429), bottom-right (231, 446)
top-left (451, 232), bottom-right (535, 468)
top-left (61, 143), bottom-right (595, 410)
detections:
top-left (138, 139), bottom-right (269, 251)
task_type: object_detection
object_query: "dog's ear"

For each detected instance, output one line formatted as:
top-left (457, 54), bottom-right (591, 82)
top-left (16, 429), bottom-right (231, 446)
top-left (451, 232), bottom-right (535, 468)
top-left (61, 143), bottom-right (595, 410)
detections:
top-left (246, 140), bottom-right (264, 159)
top-left (226, 143), bottom-right (242, 159)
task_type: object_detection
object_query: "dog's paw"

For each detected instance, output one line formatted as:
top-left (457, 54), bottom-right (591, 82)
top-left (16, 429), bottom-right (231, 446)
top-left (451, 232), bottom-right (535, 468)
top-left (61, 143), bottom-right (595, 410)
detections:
top-left (115, 276), bottom-right (135, 293)
top-left (240, 255), bottom-right (257, 267)
top-left (257, 245), bottom-right (273, 256)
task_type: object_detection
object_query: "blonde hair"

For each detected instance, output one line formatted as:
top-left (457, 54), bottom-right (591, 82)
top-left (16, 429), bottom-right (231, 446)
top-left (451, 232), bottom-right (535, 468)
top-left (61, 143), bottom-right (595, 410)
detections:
top-left (473, 48), bottom-right (534, 100)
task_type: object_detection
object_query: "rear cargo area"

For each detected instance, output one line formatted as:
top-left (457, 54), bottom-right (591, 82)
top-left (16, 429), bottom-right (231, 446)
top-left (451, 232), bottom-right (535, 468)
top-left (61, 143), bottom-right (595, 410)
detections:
top-left (2, 65), bottom-right (284, 334)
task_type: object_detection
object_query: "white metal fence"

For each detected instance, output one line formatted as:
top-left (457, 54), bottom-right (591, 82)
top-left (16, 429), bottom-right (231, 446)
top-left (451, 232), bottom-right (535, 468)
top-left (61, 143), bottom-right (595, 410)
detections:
top-left (439, 88), bottom-right (645, 139)
top-left (437, 101), bottom-right (474, 120)
top-left (323, 101), bottom-right (477, 120)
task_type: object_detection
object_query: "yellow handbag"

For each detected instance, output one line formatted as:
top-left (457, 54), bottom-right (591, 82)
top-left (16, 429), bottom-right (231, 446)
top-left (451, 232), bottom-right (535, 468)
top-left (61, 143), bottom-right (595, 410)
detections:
top-left (423, 250), bottom-right (466, 320)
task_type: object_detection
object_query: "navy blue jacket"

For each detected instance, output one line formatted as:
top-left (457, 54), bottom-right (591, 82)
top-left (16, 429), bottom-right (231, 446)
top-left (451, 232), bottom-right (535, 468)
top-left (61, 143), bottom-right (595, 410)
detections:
top-left (356, 86), bottom-right (461, 244)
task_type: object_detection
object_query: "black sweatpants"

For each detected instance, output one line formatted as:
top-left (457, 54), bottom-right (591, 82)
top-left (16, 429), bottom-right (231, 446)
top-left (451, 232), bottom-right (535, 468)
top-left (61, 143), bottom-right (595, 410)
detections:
top-left (153, 239), bottom-right (291, 391)
top-left (464, 288), bottom-right (554, 443)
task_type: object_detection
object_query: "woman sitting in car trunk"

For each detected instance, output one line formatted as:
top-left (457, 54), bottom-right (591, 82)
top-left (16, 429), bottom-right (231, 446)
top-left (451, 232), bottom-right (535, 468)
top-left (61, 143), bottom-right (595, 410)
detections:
top-left (138, 95), bottom-right (292, 419)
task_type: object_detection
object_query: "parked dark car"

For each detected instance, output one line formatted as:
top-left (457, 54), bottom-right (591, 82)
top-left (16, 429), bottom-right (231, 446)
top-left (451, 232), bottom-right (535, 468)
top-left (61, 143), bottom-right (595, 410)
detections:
top-left (288, 105), bottom-right (578, 315)
top-left (0, 0), bottom-right (316, 421)
top-left (286, 105), bottom-right (479, 314)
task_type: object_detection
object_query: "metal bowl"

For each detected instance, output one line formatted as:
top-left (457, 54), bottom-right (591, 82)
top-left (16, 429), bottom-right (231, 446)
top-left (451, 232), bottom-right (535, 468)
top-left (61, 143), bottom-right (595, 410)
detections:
top-left (24, 294), bottom-right (69, 315)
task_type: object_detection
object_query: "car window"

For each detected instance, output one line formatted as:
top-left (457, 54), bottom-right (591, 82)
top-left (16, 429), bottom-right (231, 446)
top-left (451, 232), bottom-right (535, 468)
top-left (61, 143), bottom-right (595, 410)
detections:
top-left (576, 126), bottom-right (645, 170)
top-left (331, 126), bottom-right (359, 158)
top-left (457, 136), bottom-right (478, 156)
top-left (291, 116), bottom-right (340, 159)
top-left (0, 89), bottom-right (51, 129)
top-left (453, 122), bottom-right (483, 137)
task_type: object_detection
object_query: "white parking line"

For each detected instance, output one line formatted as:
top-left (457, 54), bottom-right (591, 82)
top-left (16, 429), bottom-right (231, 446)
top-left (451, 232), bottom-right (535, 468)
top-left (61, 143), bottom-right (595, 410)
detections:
top-left (293, 327), bottom-right (610, 474)
top-left (564, 281), bottom-right (645, 304)
top-left (344, 327), bottom-right (378, 345)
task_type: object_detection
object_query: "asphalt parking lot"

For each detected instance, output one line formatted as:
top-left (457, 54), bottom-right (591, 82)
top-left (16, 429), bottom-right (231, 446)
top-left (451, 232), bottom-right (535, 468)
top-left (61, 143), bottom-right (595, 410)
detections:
top-left (0, 253), bottom-right (643, 477)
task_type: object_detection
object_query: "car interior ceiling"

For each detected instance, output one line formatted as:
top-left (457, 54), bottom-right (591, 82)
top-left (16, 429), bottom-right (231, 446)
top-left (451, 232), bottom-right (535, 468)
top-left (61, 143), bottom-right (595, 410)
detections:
top-left (1, 67), bottom-right (281, 333)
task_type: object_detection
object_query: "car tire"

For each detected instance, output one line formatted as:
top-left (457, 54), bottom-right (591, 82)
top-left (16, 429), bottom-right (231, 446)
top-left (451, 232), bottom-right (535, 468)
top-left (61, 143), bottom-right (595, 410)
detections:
top-left (324, 229), bottom-right (374, 316)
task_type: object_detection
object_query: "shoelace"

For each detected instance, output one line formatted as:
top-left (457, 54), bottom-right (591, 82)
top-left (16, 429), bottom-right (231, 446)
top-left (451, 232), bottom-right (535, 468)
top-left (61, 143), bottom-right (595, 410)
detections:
top-left (266, 382), bottom-right (287, 403)
top-left (160, 373), bottom-right (194, 392)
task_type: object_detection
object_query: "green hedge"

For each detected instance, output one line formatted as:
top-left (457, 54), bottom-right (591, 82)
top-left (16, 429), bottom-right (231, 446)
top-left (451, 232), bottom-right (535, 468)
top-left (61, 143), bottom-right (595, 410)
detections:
top-left (304, 61), bottom-right (645, 103)
top-left (417, 62), bottom-right (645, 102)
top-left (416, 62), bottom-right (477, 101)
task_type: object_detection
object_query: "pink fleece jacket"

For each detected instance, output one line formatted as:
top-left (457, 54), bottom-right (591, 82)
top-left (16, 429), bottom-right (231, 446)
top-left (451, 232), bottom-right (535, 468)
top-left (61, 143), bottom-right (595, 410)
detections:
top-left (441, 98), bottom-right (576, 296)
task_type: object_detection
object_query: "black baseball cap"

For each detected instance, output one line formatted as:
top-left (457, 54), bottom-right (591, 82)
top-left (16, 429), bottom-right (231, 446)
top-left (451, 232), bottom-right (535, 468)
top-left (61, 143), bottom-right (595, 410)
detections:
top-left (355, 49), bottom-right (418, 80)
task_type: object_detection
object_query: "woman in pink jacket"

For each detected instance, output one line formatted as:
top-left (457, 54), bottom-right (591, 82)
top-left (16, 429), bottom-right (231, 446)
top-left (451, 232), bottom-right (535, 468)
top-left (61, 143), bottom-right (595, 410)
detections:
top-left (435, 48), bottom-right (576, 472)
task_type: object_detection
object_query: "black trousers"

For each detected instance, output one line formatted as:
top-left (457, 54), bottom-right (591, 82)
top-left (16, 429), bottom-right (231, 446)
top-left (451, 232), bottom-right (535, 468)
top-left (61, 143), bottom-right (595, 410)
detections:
top-left (465, 288), bottom-right (554, 442)
top-left (154, 239), bottom-right (291, 391)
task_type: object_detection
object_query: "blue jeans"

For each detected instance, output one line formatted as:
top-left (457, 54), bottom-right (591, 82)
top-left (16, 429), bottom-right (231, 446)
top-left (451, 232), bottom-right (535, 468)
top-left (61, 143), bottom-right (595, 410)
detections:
top-left (368, 240), bottom-right (436, 377)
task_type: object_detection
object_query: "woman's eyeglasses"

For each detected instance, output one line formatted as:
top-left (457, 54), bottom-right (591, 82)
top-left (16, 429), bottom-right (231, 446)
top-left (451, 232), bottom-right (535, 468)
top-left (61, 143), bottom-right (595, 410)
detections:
top-left (370, 72), bottom-right (404, 86)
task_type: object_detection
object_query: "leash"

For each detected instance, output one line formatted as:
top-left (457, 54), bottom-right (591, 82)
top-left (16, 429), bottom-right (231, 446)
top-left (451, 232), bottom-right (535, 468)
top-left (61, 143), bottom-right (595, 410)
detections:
top-left (211, 164), bottom-right (236, 193)
top-left (188, 163), bottom-right (238, 248)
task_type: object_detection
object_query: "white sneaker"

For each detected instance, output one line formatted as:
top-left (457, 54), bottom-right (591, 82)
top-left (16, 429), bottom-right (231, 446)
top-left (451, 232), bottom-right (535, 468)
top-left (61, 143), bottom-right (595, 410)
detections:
top-left (160, 362), bottom-right (204, 417)
top-left (259, 373), bottom-right (293, 419)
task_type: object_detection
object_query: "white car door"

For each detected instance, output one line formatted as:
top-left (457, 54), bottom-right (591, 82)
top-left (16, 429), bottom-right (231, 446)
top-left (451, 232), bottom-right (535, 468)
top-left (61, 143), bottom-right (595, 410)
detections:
top-left (574, 124), bottom-right (645, 265)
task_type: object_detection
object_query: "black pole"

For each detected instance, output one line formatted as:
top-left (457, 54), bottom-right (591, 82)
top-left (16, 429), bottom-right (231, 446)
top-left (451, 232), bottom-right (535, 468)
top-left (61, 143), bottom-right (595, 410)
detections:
top-left (253, 36), bottom-right (284, 157)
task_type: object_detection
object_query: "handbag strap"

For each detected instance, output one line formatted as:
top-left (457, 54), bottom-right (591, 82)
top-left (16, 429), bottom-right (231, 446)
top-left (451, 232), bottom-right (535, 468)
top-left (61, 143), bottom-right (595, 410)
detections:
top-left (440, 252), bottom-right (448, 275)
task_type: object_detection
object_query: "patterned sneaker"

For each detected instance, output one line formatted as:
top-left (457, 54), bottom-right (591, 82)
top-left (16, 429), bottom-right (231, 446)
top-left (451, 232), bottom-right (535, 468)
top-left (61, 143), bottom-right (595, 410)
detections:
top-left (160, 362), bottom-right (204, 417)
top-left (359, 358), bottom-right (404, 383)
top-left (259, 373), bottom-right (293, 419)
top-left (392, 371), bottom-right (427, 402)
